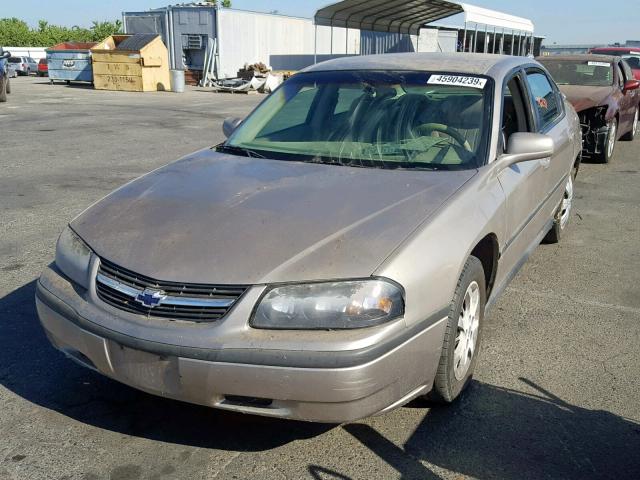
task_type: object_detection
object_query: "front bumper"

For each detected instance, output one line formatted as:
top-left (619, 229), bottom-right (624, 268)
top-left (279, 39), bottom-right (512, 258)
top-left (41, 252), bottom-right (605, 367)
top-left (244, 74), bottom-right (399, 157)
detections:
top-left (36, 264), bottom-right (447, 423)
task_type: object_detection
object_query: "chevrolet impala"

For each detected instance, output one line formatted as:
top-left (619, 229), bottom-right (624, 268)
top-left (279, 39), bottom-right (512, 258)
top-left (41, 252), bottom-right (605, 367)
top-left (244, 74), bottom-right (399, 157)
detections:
top-left (36, 53), bottom-right (582, 423)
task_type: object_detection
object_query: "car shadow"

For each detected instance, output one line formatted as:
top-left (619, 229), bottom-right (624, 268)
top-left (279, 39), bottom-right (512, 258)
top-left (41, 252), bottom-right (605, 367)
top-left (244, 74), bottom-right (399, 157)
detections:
top-left (342, 379), bottom-right (640, 479)
top-left (0, 281), bottom-right (333, 451)
top-left (3, 281), bottom-right (639, 476)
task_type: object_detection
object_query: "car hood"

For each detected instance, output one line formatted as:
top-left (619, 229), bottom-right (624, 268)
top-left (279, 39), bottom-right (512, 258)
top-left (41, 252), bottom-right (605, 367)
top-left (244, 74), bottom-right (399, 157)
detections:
top-left (71, 150), bottom-right (475, 285)
top-left (559, 85), bottom-right (615, 112)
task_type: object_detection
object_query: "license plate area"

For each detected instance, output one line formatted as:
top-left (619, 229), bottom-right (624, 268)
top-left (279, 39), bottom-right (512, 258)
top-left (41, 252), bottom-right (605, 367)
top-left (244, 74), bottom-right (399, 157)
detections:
top-left (108, 342), bottom-right (181, 394)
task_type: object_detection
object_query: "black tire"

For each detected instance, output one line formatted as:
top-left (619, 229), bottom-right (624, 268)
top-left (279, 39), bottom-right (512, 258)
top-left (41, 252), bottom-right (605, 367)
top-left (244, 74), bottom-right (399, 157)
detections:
top-left (0, 79), bottom-right (7, 103)
top-left (621, 108), bottom-right (638, 141)
top-left (543, 170), bottom-right (575, 244)
top-left (427, 256), bottom-right (486, 404)
top-left (597, 119), bottom-right (618, 163)
top-left (5, 78), bottom-right (10, 94)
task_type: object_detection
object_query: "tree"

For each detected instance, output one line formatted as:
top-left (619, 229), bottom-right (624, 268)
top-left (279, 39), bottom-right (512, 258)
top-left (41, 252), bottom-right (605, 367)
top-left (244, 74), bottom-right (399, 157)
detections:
top-left (202, 0), bottom-right (232, 6)
top-left (0, 17), bottom-right (122, 47)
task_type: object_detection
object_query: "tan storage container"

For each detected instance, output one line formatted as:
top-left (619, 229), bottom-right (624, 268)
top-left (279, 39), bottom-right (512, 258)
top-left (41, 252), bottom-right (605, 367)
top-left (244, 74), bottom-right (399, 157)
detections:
top-left (91, 34), bottom-right (171, 92)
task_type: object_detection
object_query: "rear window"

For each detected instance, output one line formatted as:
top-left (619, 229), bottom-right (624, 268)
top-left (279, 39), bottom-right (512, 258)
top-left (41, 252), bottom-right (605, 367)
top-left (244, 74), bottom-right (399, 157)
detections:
top-left (8, 57), bottom-right (21, 63)
top-left (39, 58), bottom-right (47, 64)
top-left (542, 60), bottom-right (613, 86)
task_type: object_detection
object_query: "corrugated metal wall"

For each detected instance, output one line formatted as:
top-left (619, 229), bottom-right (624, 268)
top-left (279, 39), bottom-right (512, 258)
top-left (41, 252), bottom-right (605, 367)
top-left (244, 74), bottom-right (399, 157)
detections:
top-left (217, 10), bottom-right (363, 77)
top-left (124, 7), bottom-right (460, 78)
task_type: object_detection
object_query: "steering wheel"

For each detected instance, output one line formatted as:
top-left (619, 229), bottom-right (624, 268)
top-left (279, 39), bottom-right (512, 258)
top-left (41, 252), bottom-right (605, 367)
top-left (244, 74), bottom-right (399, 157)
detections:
top-left (415, 123), bottom-right (473, 152)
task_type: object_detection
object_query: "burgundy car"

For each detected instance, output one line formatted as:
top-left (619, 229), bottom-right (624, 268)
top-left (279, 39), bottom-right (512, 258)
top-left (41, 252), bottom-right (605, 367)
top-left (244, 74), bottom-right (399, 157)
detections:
top-left (539, 54), bottom-right (640, 163)
top-left (590, 47), bottom-right (640, 80)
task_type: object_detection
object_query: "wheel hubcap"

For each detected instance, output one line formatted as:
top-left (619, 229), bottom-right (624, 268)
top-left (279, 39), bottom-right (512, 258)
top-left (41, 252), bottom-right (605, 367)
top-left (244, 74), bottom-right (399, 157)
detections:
top-left (633, 110), bottom-right (639, 137)
top-left (559, 174), bottom-right (574, 229)
top-left (607, 121), bottom-right (617, 157)
top-left (453, 281), bottom-right (480, 381)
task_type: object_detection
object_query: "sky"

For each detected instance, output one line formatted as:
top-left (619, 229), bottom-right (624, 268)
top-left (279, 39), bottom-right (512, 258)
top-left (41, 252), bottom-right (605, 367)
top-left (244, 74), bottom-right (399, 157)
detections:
top-left (2, 0), bottom-right (639, 45)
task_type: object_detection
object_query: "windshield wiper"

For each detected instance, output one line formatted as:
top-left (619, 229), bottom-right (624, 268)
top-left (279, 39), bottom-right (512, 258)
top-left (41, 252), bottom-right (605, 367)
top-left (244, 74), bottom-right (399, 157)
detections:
top-left (216, 144), bottom-right (265, 158)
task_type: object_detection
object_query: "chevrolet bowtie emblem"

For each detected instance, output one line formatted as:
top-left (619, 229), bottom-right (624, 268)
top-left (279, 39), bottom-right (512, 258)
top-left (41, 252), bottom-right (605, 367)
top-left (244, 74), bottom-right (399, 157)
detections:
top-left (135, 289), bottom-right (167, 308)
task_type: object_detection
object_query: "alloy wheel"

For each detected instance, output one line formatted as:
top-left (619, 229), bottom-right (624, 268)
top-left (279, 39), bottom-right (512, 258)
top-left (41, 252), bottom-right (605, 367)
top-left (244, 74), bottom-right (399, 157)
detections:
top-left (559, 174), bottom-right (574, 230)
top-left (607, 121), bottom-right (617, 158)
top-left (454, 281), bottom-right (480, 381)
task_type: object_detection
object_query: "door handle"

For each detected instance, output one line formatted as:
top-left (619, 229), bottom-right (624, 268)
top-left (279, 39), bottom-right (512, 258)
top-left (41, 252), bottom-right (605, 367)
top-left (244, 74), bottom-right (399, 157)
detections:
top-left (540, 158), bottom-right (551, 169)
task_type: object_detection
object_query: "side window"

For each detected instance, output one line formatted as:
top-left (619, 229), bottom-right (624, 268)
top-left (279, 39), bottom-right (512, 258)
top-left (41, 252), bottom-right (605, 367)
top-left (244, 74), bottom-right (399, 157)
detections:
top-left (525, 70), bottom-right (561, 131)
top-left (502, 74), bottom-right (531, 148)
top-left (333, 87), bottom-right (363, 115)
top-left (257, 87), bottom-right (318, 136)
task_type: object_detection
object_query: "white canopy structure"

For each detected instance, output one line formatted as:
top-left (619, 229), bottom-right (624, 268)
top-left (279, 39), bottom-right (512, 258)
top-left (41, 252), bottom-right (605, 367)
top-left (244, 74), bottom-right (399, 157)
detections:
top-left (314, 0), bottom-right (536, 57)
top-left (459, 3), bottom-right (533, 33)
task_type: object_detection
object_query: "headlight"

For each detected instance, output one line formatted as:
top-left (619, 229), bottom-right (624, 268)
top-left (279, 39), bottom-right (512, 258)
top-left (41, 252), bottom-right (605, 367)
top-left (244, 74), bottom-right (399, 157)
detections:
top-left (251, 279), bottom-right (404, 330)
top-left (55, 226), bottom-right (92, 289)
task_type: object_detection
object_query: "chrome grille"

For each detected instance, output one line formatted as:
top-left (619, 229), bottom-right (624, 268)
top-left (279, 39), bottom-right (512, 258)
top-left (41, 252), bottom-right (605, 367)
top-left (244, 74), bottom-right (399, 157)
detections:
top-left (95, 257), bottom-right (248, 322)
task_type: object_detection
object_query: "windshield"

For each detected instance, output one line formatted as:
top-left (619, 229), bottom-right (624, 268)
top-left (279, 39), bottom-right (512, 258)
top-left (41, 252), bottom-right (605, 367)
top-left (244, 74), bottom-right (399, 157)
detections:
top-left (542, 60), bottom-right (613, 86)
top-left (223, 70), bottom-right (492, 170)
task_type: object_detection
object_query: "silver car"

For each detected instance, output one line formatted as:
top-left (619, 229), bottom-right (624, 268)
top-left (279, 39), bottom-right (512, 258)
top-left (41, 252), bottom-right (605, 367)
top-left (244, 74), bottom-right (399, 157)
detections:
top-left (36, 53), bottom-right (582, 423)
top-left (8, 56), bottom-right (38, 76)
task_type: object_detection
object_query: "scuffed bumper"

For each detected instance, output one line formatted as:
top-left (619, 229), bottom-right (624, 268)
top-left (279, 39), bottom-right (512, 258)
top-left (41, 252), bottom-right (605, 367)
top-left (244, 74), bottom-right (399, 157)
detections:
top-left (35, 266), bottom-right (447, 423)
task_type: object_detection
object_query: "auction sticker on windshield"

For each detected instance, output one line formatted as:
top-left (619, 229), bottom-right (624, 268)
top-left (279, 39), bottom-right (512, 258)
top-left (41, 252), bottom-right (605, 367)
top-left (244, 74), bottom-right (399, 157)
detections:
top-left (588, 61), bottom-right (611, 67)
top-left (428, 74), bottom-right (487, 89)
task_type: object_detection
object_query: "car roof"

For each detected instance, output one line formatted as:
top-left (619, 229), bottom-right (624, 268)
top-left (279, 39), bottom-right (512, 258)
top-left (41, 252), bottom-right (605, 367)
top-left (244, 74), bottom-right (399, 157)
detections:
top-left (538, 54), bottom-right (619, 63)
top-left (302, 52), bottom-right (531, 78)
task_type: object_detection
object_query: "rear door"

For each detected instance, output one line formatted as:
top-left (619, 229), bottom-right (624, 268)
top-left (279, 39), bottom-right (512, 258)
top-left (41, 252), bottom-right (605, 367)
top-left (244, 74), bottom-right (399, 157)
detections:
top-left (524, 68), bottom-right (573, 199)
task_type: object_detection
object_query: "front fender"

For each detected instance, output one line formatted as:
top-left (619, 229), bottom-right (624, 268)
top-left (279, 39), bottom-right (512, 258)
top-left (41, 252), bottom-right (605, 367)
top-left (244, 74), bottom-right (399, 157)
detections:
top-left (375, 168), bottom-right (506, 328)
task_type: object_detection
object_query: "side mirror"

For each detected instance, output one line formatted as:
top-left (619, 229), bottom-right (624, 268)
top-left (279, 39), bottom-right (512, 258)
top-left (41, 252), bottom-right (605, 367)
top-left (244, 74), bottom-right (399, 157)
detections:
top-left (497, 133), bottom-right (554, 171)
top-left (623, 80), bottom-right (640, 92)
top-left (222, 117), bottom-right (242, 138)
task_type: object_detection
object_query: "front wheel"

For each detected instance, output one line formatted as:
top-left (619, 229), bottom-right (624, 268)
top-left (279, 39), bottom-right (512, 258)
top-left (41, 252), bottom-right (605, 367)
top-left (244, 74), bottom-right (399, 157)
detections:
top-left (426, 256), bottom-right (486, 404)
top-left (5, 78), bottom-right (10, 94)
top-left (598, 119), bottom-right (618, 163)
top-left (621, 108), bottom-right (638, 141)
top-left (0, 79), bottom-right (7, 102)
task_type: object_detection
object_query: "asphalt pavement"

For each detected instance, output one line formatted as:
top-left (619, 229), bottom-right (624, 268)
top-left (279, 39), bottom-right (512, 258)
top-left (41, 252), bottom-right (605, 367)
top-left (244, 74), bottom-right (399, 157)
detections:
top-left (1, 76), bottom-right (639, 480)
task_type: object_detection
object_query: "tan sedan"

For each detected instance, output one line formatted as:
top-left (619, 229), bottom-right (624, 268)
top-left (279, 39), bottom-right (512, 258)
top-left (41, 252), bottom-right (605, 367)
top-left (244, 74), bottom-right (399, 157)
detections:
top-left (37, 53), bottom-right (582, 423)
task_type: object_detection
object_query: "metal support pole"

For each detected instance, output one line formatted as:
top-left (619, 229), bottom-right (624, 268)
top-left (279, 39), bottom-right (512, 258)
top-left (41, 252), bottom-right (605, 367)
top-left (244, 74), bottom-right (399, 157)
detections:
top-left (462, 22), bottom-right (467, 52)
top-left (517, 31), bottom-right (521, 56)
top-left (500, 28), bottom-right (505, 54)
top-left (314, 24), bottom-right (318, 64)
top-left (330, 26), bottom-right (333, 55)
top-left (483, 24), bottom-right (488, 53)
top-left (473, 23), bottom-right (478, 52)
top-left (530, 32), bottom-right (535, 56)
top-left (345, 27), bottom-right (349, 55)
top-left (492, 26), bottom-right (496, 53)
